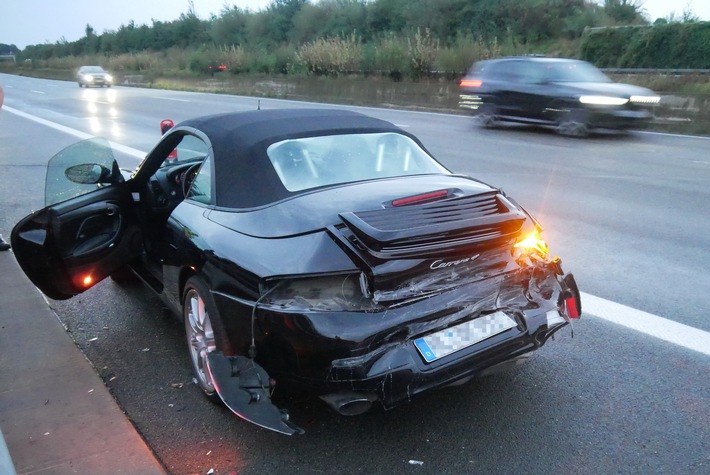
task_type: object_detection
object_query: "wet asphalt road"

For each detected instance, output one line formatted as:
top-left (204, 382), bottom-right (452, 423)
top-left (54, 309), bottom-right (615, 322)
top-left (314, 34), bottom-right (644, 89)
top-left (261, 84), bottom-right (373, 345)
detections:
top-left (0, 73), bottom-right (708, 475)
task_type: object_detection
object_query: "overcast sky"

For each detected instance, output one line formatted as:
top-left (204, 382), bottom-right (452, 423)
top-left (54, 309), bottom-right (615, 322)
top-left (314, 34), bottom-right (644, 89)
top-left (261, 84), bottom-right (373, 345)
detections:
top-left (1, 0), bottom-right (708, 50)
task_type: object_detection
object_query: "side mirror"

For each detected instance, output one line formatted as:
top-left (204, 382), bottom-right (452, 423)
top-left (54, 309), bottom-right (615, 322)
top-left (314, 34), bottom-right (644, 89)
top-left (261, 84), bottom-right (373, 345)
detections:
top-left (65, 163), bottom-right (113, 184)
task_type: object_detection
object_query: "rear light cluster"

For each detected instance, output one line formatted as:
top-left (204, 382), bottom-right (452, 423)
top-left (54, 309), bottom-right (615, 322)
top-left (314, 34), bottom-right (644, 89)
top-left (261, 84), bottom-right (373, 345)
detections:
top-left (512, 230), bottom-right (551, 266)
top-left (565, 296), bottom-right (580, 319)
top-left (262, 273), bottom-right (377, 312)
top-left (460, 79), bottom-right (482, 88)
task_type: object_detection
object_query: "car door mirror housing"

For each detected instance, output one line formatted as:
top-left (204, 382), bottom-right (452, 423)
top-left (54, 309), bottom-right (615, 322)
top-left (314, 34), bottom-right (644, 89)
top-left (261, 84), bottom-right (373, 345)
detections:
top-left (65, 163), bottom-right (113, 184)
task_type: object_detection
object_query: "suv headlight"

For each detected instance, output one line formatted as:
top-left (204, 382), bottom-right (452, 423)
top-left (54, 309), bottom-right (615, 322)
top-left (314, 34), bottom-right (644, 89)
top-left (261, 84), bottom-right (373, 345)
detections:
top-left (630, 95), bottom-right (660, 104)
top-left (579, 95), bottom-right (628, 106)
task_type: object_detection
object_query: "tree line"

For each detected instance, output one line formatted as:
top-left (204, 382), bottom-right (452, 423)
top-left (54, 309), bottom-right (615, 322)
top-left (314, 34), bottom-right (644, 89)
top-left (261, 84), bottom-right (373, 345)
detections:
top-left (3, 0), bottom-right (704, 78)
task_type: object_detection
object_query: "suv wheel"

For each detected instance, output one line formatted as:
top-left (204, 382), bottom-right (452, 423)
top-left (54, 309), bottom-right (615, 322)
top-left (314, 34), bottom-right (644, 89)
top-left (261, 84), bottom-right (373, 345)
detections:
top-left (557, 110), bottom-right (589, 137)
top-left (475, 104), bottom-right (499, 128)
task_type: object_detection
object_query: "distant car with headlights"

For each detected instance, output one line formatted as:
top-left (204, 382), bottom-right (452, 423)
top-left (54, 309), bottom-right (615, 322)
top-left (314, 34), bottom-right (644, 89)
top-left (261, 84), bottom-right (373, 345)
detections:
top-left (76, 65), bottom-right (113, 88)
top-left (459, 56), bottom-right (660, 136)
top-left (11, 108), bottom-right (581, 435)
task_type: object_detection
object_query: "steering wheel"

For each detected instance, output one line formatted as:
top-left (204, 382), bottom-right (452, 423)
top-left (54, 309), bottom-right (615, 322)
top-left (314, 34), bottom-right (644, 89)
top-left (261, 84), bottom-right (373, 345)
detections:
top-left (182, 163), bottom-right (202, 198)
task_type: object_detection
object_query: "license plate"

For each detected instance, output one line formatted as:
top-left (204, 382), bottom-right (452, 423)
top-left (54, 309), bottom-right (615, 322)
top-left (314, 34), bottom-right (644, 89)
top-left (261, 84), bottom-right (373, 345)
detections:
top-left (414, 311), bottom-right (517, 363)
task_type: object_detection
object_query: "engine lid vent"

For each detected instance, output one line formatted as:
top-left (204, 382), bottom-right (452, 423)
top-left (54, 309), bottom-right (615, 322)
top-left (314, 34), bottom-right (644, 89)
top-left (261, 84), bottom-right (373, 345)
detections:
top-left (338, 191), bottom-right (526, 259)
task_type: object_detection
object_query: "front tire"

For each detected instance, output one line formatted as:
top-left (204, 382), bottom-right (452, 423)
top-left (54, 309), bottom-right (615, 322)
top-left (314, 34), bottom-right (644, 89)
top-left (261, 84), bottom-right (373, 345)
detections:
top-left (183, 276), bottom-right (221, 402)
top-left (556, 110), bottom-right (589, 137)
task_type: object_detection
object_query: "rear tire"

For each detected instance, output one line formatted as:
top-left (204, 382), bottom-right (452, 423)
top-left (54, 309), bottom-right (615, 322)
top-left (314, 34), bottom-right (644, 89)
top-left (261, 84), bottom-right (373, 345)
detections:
top-left (475, 103), bottom-right (499, 129)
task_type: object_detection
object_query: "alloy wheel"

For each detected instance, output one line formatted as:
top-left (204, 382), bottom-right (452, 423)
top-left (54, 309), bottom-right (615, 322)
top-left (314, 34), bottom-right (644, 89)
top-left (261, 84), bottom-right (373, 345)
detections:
top-left (184, 287), bottom-right (216, 394)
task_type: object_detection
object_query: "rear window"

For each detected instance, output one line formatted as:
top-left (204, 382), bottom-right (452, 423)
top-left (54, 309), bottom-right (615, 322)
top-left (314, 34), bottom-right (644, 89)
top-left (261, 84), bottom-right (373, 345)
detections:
top-left (266, 132), bottom-right (449, 192)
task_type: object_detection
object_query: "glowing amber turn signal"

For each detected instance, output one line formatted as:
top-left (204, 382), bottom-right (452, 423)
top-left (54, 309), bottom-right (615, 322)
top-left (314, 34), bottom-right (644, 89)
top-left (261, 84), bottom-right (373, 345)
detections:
top-left (512, 231), bottom-right (552, 266)
top-left (513, 232), bottom-right (549, 255)
top-left (82, 275), bottom-right (93, 286)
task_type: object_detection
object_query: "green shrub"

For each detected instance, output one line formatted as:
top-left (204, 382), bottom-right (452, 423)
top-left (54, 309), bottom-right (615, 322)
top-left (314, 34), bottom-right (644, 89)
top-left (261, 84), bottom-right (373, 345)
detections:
top-left (369, 34), bottom-right (409, 79)
top-left (188, 49), bottom-right (213, 73)
top-left (435, 35), bottom-right (494, 78)
top-left (295, 33), bottom-right (362, 76)
top-left (581, 22), bottom-right (710, 69)
top-left (407, 28), bottom-right (439, 79)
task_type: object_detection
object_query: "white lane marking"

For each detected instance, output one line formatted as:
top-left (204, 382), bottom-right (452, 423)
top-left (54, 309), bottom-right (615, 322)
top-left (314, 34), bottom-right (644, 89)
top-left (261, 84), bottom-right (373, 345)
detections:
top-left (691, 161), bottom-right (710, 165)
top-left (5, 105), bottom-right (710, 357)
top-left (638, 130), bottom-right (710, 141)
top-left (4, 106), bottom-right (144, 160)
top-left (31, 90), bottom-right (46, 94)
top-left (152, 96), bottom-right (190, 102)
top-left (582, 292), bottom-right (710, 357)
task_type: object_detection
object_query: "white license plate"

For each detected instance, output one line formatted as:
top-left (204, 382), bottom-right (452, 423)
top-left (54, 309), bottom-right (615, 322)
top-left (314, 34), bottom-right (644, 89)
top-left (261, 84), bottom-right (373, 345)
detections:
top-left (414, 311), bottom-right (517, 363)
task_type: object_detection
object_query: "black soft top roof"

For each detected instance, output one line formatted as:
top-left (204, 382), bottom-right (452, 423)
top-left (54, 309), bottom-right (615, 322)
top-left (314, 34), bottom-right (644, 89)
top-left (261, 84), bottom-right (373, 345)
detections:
top-left (177, 108), bottom-right (404, 208)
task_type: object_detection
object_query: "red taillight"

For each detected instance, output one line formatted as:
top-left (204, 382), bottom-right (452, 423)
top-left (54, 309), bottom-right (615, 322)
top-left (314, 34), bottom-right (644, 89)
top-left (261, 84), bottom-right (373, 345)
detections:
top-left (565, 296), bottom-right (580, 319)
top-left (392, 190), bottom-right (449, 207)
top-left (460, 79), bottom-right (482, 88)
top-left (82, 275), bottom-right (93, 287)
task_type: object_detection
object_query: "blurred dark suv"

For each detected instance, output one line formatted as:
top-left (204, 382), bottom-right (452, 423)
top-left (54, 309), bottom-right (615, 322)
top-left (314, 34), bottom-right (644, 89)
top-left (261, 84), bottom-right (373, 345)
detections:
top-left (76, 66), bottom-right (113, 88)
top-left (459, 56), bottom-right (660, 136)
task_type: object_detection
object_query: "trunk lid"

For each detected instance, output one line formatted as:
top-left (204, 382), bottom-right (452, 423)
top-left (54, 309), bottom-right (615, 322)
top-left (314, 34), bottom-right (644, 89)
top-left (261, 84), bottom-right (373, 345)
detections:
top-left (327, 190), bottom-right (531, 303)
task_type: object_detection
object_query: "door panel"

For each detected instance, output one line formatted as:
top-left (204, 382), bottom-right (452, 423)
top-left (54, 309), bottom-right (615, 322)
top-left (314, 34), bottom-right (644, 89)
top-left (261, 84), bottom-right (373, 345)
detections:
top-left (12, 185), bottom-right (142, 300)
top-left (54, 201), bottom-right (122, 259)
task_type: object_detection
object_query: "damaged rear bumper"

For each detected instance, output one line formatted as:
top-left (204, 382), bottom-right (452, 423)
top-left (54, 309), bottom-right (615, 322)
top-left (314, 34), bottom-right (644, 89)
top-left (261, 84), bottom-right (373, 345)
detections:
top-left (258, 267), bottom-right (580, 410)
top-left (324, 304), bottom-right (571, 410)
top-left (212, 263), bottom-right (580, 433)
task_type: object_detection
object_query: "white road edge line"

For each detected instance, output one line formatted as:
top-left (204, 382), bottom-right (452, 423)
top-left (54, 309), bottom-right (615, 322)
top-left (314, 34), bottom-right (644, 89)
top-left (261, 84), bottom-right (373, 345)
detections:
top-left (5, 106), bottom-right (145, 159)
top-left (5, 105), bottom-right (710, 357)
top-left (581, 292), bottom-right (710, 357)
top-left (152, 97), bottom-right (190, 102)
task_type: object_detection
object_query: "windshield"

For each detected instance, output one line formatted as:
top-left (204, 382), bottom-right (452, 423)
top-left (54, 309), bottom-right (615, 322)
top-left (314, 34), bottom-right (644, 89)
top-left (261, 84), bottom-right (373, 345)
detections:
top-left (159, 134), bottom-right (209, 169)
top-left (81, 66), bottom-right (106, 73)
top-left (543, 60), bottom-right (611, 83)
top-left (267, 132), bottom-right (449, 192)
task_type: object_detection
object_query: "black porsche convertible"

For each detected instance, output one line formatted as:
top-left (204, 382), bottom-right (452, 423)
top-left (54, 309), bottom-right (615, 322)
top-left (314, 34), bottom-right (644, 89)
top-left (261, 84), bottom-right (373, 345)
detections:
top-left (11, 108), bottom-right (581, 435)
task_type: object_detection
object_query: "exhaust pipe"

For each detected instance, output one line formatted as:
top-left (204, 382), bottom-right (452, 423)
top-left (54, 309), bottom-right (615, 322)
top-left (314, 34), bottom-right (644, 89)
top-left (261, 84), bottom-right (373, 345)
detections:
top-left (320, 392), bottom-right (378, 416)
